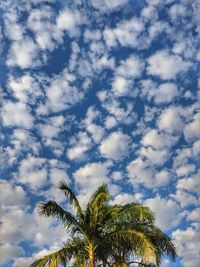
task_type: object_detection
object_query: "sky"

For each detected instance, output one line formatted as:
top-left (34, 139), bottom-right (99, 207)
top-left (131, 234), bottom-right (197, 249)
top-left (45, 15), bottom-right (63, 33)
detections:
top-left (0, 0), bottom-right (200, 266)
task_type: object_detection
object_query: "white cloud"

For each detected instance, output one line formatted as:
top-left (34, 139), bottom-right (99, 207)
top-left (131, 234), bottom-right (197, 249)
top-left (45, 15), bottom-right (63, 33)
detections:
top-left (101, 99), bottom-right (137, 125)
top-left (12, 257), bottom-right (33, 267)
top-left (7, 129), bottom-right (40, 164)
top-left (99, 131), bottom-right (131, 160)
top-left (45, 70), bottom-right (83, 112)
top-left (103, 17), bottom-right (144, 48)
top-left (154, 83), bottom-right (179, 104)
top-left (9, 74), bottom-right (42, 104)
top-left (67, 132), bottom-right (92, 160)
top-left (139, 146), bottom-right (169, 166)
top-left (84, 107), bottom-right (105, 143)
top-left (110, 192), bottom-right (142, 205)
top-left (27, 6), bottom-right (63, 50)
top-left (157, 107), bottom-right (184, 133)
top-left (1, 101), bottom-right (34, 129)
top-left (111, 171), bottom-right (122, 181)
top-left (144, 196), bottom-right (184, 230)
top-left (116, 55), bottom-right (145, 79)
top-left (104, 116), bottom-right (118, 129)
top-left (172, 225), bottom-right (200, 267)
top-left (141, 129), bottom-right (178, 149)
top-left (184, 112), bottom-right (200, 142)
top-left (92, 0), bottom-right (128, 10)
top-left (175, 164), bottom-right (196, 177)
top-left (171, 190), bottom-right (198, 208)
top-left (0, 244), bottom-right (24, 264)
top-left (140, 80), bottom-right (179, 104)
top-left (188, 208), bottom-right (200, 222)
top-left (18, 156), bottom-right (47, 189)
top-left (111, 76), bottom-right (132, 96)
top-left (0, 180), bottom-right (26, 206)
top-left (4, 14), bottom-right (24, 41)
top-left (127, 158), bottom-right (171, 188)
top-left (7, 38), bottom-right (40, 69)
top-left (56, 8), bottom-right (83, 36)
top-left (193, 139), bottom-right (200, 156)
top-left (147, 50), bottom-right (191, 79)
top-left (74, 161), bottom-right (111, 205)
top-left (177, 172), bottom-right (200, 194)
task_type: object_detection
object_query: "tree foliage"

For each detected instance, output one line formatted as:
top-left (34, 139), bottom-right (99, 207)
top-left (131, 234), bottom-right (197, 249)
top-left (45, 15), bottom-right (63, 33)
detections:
top-left (30, 182), bottom-right (177, 267)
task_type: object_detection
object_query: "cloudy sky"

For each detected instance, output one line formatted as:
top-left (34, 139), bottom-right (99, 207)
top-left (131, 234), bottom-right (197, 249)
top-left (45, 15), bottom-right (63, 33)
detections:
top-left (0, 0), bottom-right (200, 266)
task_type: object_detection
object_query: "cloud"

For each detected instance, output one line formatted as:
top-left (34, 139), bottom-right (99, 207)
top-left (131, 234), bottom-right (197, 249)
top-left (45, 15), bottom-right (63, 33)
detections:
top-left (184, 112), bottom-right (200, 142)
top-left (140, 80), bottom-right (179, 104)
top-left (175, 164), bottom-right (196, 178)
top-left (172, 224), bottom-right (200, 267)
top-left (110, 192), bottom-right (143, 205)
top-left (18, 156), bottom-right (48, 189)
top-left (0, 244), bottom-right (24, 264)
top-left (74, 161), bottom-right (111, 205)
top-left (139, 146), bottom-right (169, 166)
top-left (157, 106), bottom-right (184, 133)
top-left (116, 55), bottom-right (145, 79)
top-left (171, 190), bottom-right (199, 208)
top-left (99, 131), bottom-right (131, 160)
top-left (103, 17), bottom-right (144, 48)
top-left (141, 128), bottom-right (178, 149)
top-left (177, 172), bottom-right (200, 194)
top-left (12, 257), bottom-right (33, 267)
top-left (144, 196), bottom-right (184, 230)
top-left (27, 6), bottom-right (63, 50)
top-left (111, 76), bottom-right (132, 96)
top-left (91, 0), bottom-right (128, 11)
top-left (147, 50), bottom-right (191, 79)
top-left (67, 132), bottom-right (92, 160)
top-left (8, 74), bottom-right (42, 104)
top-left (56, 8), bottom-right (83, 36)
top-left (1, 101), bottom-right (34, 129)
top-left (154, 83), bottom-right (179, 104)
top-left (7, 38), bottom-right (40, 69)
top-left (45, 70), bottom-right (84, 112)
top-left (127, 158), bottom-right (171, 188)
top-left (188, 208), bottom-right (200, 222)
top-left (0, 180), bottom-right (27, 206)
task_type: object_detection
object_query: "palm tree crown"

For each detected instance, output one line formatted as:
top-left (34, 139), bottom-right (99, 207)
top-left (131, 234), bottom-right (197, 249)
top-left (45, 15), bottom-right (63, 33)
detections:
top-left (30, 182), bottom-right (177, 267)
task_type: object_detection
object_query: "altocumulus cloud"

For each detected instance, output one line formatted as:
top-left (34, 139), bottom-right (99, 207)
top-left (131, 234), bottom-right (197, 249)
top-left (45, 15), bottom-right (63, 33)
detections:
top-left (0, 0), bottom-right (200, 266)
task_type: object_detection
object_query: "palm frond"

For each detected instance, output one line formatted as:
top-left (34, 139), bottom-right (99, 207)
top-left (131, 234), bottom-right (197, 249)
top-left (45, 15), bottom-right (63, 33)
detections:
top-left (85, 183), bottom-right (110, 230)
top-left (146, 226), bottom-right (177, 261)
top-left (29, 246), bottom-right (68, 267)
top-left (37, 201), bottom-right (82, 233)
top-left (59, 181), bottom-right (83, 218)
top-left (30, 238), bottom-right (86, 267)
top-left (88, 183), bottom-right (110, 208)
top-left (107, 228), bottom-right (159, 266)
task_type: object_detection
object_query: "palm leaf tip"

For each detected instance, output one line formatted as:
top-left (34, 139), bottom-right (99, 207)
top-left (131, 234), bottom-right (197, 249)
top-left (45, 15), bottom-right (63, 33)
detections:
top-left (58, 181), bottom-right (83, 216)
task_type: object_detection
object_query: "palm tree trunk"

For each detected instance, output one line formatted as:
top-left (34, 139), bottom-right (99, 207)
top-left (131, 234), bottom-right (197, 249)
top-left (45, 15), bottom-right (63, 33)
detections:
top-left (113, 262), bottom-right (129, 267)
top-left (88, 244), bottom-right (96, 267)
top-left (113, 262), bottom-right (128, 267)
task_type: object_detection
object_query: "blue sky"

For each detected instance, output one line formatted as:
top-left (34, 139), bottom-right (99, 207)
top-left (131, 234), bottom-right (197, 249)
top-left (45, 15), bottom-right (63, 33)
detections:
top-left (0, 0), bottom-right (200, 266)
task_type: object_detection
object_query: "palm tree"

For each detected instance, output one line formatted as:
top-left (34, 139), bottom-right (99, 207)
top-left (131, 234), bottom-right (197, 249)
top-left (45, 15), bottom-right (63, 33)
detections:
top-left (30, 183), bottom-right (176, 267)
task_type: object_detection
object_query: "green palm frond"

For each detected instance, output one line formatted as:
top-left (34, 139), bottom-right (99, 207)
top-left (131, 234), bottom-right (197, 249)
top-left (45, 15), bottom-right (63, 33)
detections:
top-left (85, 183), bottom-right (110, 230)
top-left (30, 246), bottom-right (68, 267)
top-left (88, 183), bottom-right (110, 209)
top-left (107, 229), bottom-right (159, 266)
top-left (30, 238), bottom-right (86, 267)
top-left (59, 181), bottom-right (83, 218)
top-left (146, 226), bottom-right (177, 261)
top-left (37, 201), bottom-right (82, 233)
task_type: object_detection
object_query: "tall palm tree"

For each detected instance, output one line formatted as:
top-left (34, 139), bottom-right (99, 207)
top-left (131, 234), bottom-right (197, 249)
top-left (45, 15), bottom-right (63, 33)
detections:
top-left (30, 183), bottom-right (176, 267)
